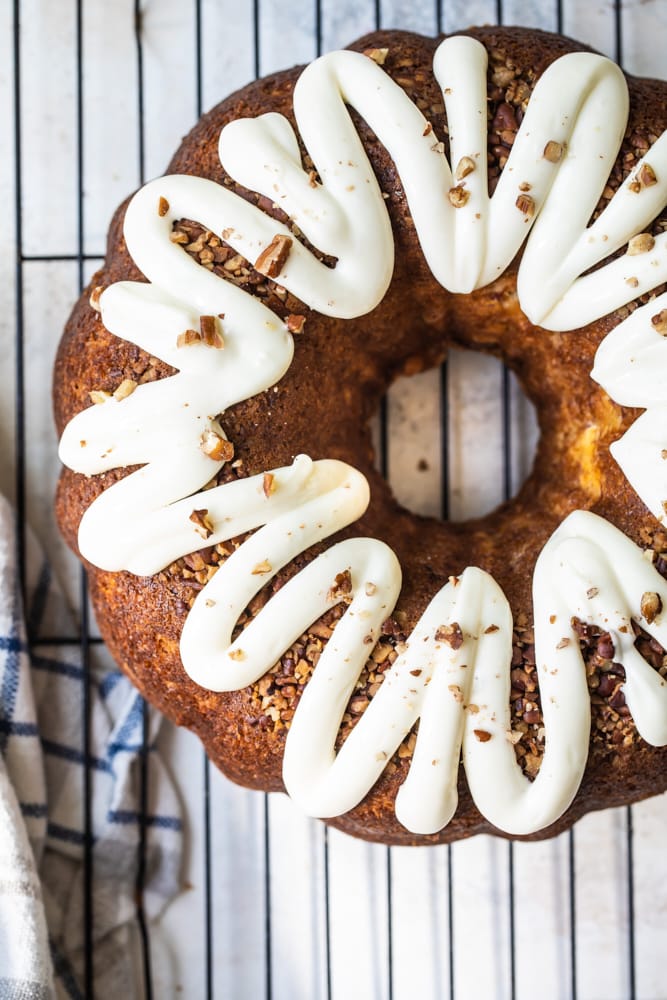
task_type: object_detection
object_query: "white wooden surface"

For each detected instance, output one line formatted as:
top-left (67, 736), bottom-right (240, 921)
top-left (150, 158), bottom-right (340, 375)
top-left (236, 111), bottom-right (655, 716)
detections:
top-left (3, 1), bottom-right (667, 997)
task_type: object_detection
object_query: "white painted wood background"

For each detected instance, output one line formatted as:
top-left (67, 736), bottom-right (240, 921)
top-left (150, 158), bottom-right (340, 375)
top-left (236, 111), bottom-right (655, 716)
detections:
top-left (1, 0), bottom-right (667, 997)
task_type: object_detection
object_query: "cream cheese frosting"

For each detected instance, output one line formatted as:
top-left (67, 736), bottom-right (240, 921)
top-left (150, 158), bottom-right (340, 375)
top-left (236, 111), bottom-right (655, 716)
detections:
top-left (59, 35), bottom-right (667, 836)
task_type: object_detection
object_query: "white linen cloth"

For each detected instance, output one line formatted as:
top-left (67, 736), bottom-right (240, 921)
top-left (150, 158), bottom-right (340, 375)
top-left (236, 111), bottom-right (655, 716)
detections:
top-left (0, 494), bottom-right (182, 998)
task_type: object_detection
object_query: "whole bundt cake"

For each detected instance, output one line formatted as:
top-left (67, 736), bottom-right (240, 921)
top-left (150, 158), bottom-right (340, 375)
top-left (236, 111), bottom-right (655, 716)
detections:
top-left (54, 26), bottom-right (667, 844)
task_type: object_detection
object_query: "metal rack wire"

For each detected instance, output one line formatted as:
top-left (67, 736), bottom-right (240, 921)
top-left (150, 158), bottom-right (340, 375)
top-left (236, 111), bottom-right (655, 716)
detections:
top-left (9, 0), bottom-right (663, 997)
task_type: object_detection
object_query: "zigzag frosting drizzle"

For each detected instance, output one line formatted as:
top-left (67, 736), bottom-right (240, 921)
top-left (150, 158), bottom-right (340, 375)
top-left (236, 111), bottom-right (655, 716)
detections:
top-left (60, 36), bottom-right (667, 835)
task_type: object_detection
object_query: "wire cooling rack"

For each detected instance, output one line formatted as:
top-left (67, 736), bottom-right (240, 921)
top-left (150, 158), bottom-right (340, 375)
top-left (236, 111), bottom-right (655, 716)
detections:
top-left (4, 0), bottom-right (667, 997)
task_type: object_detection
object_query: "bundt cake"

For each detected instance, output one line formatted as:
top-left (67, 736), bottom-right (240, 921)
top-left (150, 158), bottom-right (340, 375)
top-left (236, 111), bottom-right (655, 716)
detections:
top-left (54, 26), bottom-right (667, 844)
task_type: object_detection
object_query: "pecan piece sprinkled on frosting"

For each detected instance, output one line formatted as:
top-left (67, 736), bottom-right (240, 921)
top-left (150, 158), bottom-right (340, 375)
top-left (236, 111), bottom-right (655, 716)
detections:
top-left (190, 508), bottom-right (214, 539)
top-left (629, 163), bottom-right (657, 193)
top-left (641, 591), bottom-right (662, 624)
top-left (515, 193), bottom-right (535, 217)
top-left (200, 429), bottom-right (234, 462)
top-left (448, 684), bottom-right (464, 703)
top-left (252, 560), bottom-right (272, 575)
top-left (327, 570), bottom-right (353, 601)
top-left (435, 622), bottom-right (464, 649)
top-left (176, 315), bottom-right (224, 350)
top-left (176, 328), bottom-right (200, 348)
top-left (474, 729), bottom-right (492, 742)
top-left (262, 473), bottom-right (276, 498)
top-left (639, 163), bottom-right (657, 187)
top-left (255, 234), bottom-right (293, 278)
top-left (651, 309), bottom-right (667, 334)
top-left (543, 140), bottom-right (564, 163)
top-left (200, 314), bottom-right (225, 348)
top-left (455, 156), bottom-right (475, 180)
top-left (448, 185), bottom-right (470, 208)
top-left (113, 379), bottom-right (137, 401)
top-left (627, 232), bottom-right (655, 255)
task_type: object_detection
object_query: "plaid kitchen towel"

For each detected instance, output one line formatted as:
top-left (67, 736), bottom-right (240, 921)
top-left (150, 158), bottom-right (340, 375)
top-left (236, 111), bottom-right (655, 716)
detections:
top-left (0, 493), bottom-right (183, 999)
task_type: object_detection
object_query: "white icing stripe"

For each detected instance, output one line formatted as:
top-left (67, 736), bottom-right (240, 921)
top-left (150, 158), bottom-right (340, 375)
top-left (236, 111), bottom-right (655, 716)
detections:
top-left (592, 291), bottom-right (667, 407)
top-left (58, 34), bottom-right (667, 836)
top-left (592, 292), bottom-right (667, 528)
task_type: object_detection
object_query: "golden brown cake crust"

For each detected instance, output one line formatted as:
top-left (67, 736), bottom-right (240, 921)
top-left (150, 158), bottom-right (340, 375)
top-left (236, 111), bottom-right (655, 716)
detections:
top-left (54, 26), bottom-right (667, 845)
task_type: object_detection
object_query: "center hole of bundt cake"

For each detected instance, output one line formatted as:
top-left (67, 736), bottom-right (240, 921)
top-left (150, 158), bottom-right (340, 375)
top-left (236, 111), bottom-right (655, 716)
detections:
top-left (374, 348), bottom-right (539, 522)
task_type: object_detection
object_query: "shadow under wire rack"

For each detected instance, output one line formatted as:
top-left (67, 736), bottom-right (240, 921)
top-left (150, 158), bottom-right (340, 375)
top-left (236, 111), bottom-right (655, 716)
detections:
top-left (7, 0), bottom-right (667, 997)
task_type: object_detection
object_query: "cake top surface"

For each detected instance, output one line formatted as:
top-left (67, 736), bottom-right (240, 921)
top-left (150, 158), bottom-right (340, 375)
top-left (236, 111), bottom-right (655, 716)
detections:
top-left (57, 31), bottom-right (667, 839)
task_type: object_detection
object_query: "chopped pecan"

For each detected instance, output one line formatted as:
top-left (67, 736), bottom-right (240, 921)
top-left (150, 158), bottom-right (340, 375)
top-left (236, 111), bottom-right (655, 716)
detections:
top-left (252, 559), bottom-right (272, 575)
top-left (200, 429), bottom-right (234, 462)
top-left (641, 591), bottom-right (662, 624)
top-left (363, 47), bottom-right (388, 65)
top-left (350, 695), bottom-right (370, 714)
top-left (327, 570), bottom-right (353, 601)
top-left (639, 163), bottom-right (657, 187)
top-left (113, 378), bottom-right (137, 401)
top-left (435, 622), bottom-right (464, 649)
top-left (448, 185), bottom-right (469, 208)
top-left (263, 472), bottom-right (276, 498)
top-left (89, 285), bottom-right (104, 313)
top-left (200, 314), bottom-right (224, 348)
top-left (543, 140), bottom-right (564, 163)
top-left (89, 390), bottom-right (110, 405)
top-left (286, 314), bottom-right (306, 334)
top-left (176, 328), bottom-right (201, 348)
top-left (190, 508), bottom-right (214, 539)
top-left (627, 232), bottom-right (655, 255)
top-left (455, 156), bottom-right (475, 181)
top-left (255, 234), bottom-right (293, 278)
top-left (473, 729), bottom-right (492, 742)
top-left (515, 193), bottom-right (535, 217)
top-left (651, 309), bottom-right (667, 334)
top-left (492, 65), bottom-right (515, 88)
